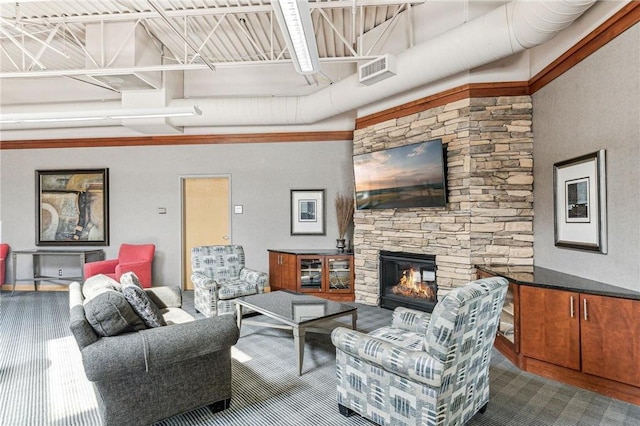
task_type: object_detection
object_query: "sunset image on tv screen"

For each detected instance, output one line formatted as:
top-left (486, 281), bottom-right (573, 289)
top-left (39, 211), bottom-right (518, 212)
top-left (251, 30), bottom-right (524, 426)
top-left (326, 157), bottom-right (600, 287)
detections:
top-left (353, 139), bottom-right (447, 209)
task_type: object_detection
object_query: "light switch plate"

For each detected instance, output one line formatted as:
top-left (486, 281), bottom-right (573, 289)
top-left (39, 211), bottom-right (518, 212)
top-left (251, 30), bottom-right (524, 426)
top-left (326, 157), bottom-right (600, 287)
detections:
top-left (234, 205), bottom-right (243, 214)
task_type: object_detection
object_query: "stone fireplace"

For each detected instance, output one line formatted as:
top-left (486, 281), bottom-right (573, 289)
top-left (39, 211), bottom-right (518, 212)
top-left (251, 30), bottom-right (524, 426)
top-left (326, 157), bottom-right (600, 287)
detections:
top-left (352, 94), bottom-right (535, 306)
top-left (379, 251), bottom-right (437, 312)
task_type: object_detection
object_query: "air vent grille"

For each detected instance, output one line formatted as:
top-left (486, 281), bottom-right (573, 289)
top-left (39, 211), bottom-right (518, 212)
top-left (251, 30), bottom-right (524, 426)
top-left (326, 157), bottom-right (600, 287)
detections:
top-left (359, 54), bottom-right (396, 85)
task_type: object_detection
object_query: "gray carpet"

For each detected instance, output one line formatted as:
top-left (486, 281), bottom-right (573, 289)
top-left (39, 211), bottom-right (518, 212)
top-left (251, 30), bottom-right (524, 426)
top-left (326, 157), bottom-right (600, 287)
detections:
top-left (1, 289), bottom-right (639, 426)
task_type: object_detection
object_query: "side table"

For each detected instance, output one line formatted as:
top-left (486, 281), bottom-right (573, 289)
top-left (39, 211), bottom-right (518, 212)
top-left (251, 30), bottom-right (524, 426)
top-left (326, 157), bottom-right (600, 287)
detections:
top-left (11, 249), bottom-right (104, 296)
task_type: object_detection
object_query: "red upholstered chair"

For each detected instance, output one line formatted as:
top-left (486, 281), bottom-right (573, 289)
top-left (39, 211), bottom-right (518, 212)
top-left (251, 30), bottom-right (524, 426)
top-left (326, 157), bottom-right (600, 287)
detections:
top-left (0, 244), bottom-right (9, 285)
top-left (84, 243), bottom-right (155, 288)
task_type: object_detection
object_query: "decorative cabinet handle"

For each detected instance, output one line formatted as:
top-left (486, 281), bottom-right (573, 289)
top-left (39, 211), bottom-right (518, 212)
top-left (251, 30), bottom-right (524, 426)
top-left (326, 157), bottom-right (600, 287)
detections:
top-left (570, 296), bottom-right (575, 318)
top-left (583, 298), bottom-right (588, 321)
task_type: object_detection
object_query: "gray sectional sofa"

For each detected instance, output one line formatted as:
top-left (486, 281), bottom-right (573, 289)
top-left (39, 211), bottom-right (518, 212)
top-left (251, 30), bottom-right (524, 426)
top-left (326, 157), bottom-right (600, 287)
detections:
top-left (68, 276), bottom-right (239, 426)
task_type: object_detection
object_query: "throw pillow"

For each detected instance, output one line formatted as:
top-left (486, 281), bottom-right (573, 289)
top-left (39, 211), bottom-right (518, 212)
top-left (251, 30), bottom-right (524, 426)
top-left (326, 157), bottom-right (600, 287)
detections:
top-left (119, 271), bottom-right (142, 288)
top-left (82, 274), bottom-right (122, 300)
top-left (122, 283), bottom-right (167, 328)
top-left (84, 290), bottom-right (147, 337)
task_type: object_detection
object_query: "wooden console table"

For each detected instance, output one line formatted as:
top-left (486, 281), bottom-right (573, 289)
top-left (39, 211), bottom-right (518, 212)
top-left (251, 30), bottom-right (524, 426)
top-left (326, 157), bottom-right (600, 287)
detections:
top-left (477, 265), bottom-right (640, 405)
top-left (268, 249), bottom-right (355, 302)
top-left (11, 249), bottom-right (105, 296)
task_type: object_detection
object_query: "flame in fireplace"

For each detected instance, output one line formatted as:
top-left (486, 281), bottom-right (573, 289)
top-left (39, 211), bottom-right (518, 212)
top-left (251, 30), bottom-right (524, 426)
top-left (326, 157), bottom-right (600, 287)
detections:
top-left (391, 267), bottom-right (436, 300)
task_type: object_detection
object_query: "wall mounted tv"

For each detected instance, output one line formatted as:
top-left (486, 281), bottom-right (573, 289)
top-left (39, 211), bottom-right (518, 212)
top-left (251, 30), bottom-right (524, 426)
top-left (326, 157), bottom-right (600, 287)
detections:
top-left (353, 139), bottom-right (448, 210)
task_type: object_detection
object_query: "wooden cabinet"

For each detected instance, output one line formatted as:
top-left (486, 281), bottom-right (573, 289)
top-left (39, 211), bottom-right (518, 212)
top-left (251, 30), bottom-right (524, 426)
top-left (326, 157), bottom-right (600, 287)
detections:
top-left (520, 286), bottom-right (640, 388)
top-left (520, 286), bottom-right (581, 370)
top-left (268, 250), bottom-right (354, 302)
top-left (580, 294), bottom-right (640, 387)
top-left (269, 251), bottom-right (296, 292)
top-left (478, 266), bottom-right (640, 405)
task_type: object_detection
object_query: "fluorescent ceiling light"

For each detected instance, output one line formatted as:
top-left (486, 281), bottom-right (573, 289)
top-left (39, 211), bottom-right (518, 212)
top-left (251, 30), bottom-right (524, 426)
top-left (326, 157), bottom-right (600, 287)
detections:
top-left (272, 0), bottom-right (320, 75)
top-left (0, 106), bottom-right (202, 125)
top-left (22, 116), bottom-right (105, 123)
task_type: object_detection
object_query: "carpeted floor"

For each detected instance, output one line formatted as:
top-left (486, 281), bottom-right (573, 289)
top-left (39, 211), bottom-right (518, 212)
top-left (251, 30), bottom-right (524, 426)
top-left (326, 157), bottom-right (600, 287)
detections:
top-left (1, 289), bottom-right (640, 426)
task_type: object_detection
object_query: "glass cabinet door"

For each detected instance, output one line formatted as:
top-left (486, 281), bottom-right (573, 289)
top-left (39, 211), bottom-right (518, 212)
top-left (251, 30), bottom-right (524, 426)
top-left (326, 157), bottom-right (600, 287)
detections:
top-left (299, 257), bottom-right (323, 291)
top-left (499, 283), bottom-right (516, 343)
top-left (327, 256), bottom-right (352, 293)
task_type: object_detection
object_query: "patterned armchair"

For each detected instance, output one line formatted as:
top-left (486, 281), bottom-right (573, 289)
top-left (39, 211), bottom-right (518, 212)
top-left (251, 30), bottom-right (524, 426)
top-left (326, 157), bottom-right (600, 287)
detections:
top-left (191, 245), bottom-right (269, 317)
top-left (331, 276), bottom-right (508, 426)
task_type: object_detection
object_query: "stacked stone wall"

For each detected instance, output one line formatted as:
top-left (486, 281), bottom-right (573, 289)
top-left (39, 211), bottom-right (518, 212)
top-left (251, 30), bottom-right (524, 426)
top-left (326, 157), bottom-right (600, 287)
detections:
top-left (353, 96), bottom-right (533, 306)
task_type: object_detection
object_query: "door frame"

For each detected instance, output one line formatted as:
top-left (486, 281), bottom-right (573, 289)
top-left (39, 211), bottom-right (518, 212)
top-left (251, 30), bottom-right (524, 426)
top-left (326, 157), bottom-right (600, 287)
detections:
top-left (180, 174), bottom-right (232, 290)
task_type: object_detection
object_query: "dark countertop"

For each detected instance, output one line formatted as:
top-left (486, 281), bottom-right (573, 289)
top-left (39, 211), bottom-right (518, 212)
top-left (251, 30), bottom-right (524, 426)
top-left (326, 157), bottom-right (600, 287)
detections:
top-left (269, 249), bottom-right (353, 256)
top-left (477, 265), bottom-right (640, 301)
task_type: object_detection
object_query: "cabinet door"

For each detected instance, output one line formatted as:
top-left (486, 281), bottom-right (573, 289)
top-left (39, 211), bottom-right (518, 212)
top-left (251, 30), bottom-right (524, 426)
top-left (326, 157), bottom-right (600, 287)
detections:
top-left (520, 286), bottom-right (580, 370)
top-left (326, 256), bottom-right (353, 294)
top-left (268, 252), bottom-right (297, 291)
top-left (279, 253), bottom-right (297, 291)
top-left (268, 251), bottom-right (282, 290)
top-left (298, 256), bottom-right (324, 293)
top-left (581, 294), bottom-right (640, 387)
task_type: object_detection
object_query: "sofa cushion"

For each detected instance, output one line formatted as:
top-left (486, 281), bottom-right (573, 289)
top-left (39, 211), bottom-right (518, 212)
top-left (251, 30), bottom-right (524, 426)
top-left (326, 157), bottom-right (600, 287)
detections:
top-left (82, 274), bottom-right (122, 299)
top-left (218, 280), bottom-right (258, 300)
top-left (84, 290), bottom-right (147, 337)
top-left (160, 307), bottom-right (195, 325)
top-left (121, 276), bottom-right (166, 328)
top-left (120, 271), bottom-right (142, 288)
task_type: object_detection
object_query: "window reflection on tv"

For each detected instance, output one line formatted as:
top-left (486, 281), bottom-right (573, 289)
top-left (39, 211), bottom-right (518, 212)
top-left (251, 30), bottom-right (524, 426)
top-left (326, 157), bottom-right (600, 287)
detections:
top-left (353, 139), bottom-right (448, 210)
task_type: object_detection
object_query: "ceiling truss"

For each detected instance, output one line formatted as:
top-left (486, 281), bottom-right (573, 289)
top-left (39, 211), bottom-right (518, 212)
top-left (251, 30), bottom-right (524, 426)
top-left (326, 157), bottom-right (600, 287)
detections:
top-left (0, 0), bottom-right (423, 80)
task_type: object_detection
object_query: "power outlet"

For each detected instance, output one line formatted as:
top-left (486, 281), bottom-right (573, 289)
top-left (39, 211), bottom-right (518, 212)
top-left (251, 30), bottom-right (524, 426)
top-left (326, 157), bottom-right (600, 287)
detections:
top-left (58, 269), bottom-right (63, 277)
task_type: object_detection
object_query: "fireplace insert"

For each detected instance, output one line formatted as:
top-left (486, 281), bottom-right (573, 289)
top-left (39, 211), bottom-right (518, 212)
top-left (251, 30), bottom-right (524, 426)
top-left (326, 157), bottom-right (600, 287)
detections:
top-left (379, 251), bottom-right (437, 312)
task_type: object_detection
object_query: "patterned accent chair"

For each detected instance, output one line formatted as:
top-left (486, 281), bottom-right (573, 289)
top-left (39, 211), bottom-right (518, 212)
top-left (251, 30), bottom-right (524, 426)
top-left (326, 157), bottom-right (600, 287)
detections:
top-left (331, 276), bottom-right (508, 426)
top-left (191, 245), bottom-right (269, 317)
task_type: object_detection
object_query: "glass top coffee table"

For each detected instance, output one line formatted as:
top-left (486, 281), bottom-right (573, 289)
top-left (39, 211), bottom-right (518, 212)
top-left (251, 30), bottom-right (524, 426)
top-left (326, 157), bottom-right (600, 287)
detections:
top-left (235, 290), bottom-right (357, 375)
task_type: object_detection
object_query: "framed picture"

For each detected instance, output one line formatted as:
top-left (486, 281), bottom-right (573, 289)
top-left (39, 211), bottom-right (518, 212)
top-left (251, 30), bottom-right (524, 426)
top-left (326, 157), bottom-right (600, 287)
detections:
top-left (36, 168), bottom-right (109, 246)
top-left (553, 150), bottom-right (607, 253)
top-left (290, 189), bottom-right (325, 235)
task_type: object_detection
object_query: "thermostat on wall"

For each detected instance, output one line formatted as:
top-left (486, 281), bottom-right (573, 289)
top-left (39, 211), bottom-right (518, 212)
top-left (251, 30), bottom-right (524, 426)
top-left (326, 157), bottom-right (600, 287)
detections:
top-left (234, 205), bottom-right (243, 214)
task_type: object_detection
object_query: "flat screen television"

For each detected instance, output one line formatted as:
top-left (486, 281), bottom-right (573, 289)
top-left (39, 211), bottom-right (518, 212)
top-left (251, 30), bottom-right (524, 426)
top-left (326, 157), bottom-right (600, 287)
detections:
top-left (353, 139), bottom-right (448, 210)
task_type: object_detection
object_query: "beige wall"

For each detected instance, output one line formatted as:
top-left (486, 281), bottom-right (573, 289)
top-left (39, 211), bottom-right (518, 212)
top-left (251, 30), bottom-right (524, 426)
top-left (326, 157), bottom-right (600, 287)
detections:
top-left (533, 24), bottom-right (640, 290)
top-left (0, 141), bottom-right (354, 287)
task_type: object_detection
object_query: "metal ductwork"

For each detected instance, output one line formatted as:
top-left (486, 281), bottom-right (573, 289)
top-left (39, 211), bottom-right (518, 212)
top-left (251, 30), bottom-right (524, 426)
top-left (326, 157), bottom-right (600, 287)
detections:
top-left (168, 0), bottom-right (596, 127)
top-left (85, 21), bottom-right (161, 91)
top-left (0, 0), bottom-right (596, 132)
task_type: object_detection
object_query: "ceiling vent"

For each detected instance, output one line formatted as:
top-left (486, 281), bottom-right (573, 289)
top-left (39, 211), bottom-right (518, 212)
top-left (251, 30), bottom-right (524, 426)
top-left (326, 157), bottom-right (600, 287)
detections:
top-left (359, 54), bottom-right (396, 85)
top-left (85, 21), bottom-right (161, 92)
top-left (89, 73), bottom-right (159, 91)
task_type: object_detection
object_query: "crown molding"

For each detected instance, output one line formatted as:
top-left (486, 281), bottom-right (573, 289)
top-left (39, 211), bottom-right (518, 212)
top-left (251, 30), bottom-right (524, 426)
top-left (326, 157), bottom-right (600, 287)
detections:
top-left (356, 2), bottom-right (639, 130)
top-left (0, 131), bottom-right (354, 150)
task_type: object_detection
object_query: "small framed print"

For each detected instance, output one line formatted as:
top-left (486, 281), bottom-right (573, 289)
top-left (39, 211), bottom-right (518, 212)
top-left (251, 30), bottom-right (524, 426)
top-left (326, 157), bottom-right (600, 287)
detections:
top-left (290, 189), bottom-right (325, 235)
top-left (553, 150), bottom-right (607, 253)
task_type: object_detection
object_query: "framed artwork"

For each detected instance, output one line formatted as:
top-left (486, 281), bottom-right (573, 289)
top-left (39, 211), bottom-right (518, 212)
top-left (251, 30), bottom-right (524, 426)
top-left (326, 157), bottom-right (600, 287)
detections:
top-left (553, 150), bottom-right (607, 253)
top-left (36, 168), bottom-right (109, 246)
top-left (290, 189), bottom-right (325, 235)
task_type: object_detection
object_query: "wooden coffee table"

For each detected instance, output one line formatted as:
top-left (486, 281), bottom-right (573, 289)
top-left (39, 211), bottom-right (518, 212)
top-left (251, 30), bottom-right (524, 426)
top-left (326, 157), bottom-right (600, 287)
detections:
top-left (235, 290), bottom-right (357, 375)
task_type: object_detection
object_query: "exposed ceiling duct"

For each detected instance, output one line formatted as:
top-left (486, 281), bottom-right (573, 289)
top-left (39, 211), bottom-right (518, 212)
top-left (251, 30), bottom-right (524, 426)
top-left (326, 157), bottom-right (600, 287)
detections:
top-left (168, 0), bottom-right (596, 127)
top-left (0, 0), bottom-right (597, 133)
top-left (84, 21), bottom-right (162, 92)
